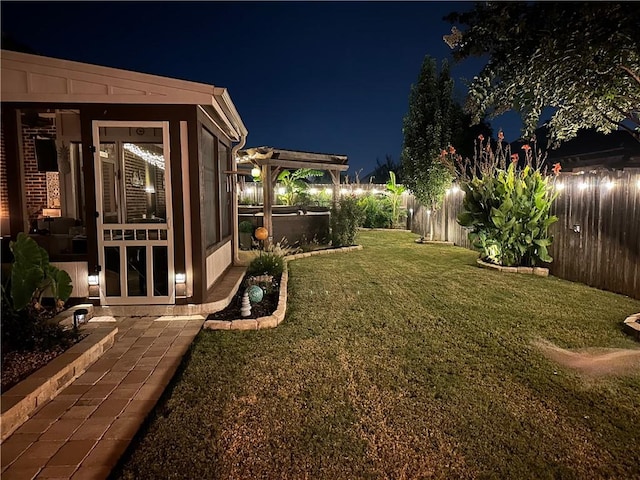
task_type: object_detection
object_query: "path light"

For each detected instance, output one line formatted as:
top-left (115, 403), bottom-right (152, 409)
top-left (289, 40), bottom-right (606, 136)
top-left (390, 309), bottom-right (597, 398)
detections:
top-left (73, 308), bottom-right (88, 329)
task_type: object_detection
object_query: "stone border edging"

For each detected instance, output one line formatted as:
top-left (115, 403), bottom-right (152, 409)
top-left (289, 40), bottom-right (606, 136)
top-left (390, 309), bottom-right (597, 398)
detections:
top-left (623, 313), bottom-right (640, 341)
top-left (202, 245), bottom-right (363, 331)
top-left (476, 258), bottom-right (549, 276)
top-left (0, 326), bottom-right (117, 443)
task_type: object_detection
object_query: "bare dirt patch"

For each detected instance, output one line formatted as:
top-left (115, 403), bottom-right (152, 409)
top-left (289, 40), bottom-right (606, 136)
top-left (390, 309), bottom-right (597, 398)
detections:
top-left (535, 340), bottom-right (640, 377)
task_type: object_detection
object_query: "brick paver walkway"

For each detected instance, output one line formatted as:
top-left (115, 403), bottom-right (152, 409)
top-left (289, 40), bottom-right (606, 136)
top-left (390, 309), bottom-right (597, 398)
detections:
top-left (1, 315), bottom-right (204, 480)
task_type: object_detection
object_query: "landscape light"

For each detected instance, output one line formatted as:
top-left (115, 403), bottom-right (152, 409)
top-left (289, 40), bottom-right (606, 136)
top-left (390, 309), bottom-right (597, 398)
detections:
top-left (175, 272), bottom-right (187, 297)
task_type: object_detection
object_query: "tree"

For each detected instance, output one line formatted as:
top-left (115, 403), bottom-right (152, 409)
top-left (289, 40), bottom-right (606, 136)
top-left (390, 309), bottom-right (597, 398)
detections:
top-left (444, 3), bottom-right (640, 146)
top-left (401, 56), bottom-right (460, 240)
top-left (368, 155), bottom-right (403, 184)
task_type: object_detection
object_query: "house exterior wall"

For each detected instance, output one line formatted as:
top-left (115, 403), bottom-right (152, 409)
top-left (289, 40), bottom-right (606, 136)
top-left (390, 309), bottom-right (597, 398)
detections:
top-left (206, 240), bottom-right (232, 290)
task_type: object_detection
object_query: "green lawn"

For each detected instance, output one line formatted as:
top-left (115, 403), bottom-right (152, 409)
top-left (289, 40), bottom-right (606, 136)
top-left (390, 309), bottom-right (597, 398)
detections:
top-left (114, 231), bottom-right (640, 480)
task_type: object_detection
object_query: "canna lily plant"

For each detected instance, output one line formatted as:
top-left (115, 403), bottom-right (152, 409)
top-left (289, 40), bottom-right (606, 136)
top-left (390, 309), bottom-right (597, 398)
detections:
top-left (455, 133), bottom-right (560, 267)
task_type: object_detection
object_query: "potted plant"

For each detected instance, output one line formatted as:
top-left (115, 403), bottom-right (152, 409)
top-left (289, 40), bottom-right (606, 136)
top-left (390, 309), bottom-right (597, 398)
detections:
top-left (238, 221), bottom-right (254, 250)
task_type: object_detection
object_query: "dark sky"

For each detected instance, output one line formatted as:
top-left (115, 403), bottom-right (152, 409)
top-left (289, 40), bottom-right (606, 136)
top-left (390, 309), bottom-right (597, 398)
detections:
top-left (1, 1), bottom-right (522, 176)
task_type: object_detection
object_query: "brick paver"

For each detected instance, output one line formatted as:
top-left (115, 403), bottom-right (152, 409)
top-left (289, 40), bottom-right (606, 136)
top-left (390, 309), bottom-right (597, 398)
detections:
top-left (0, 315), bottom-right (205, 480)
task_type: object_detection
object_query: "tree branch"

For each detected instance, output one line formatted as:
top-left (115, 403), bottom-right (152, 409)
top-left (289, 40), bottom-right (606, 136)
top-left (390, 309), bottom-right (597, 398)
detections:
top-left (620, 64), bottom-right (640, 86)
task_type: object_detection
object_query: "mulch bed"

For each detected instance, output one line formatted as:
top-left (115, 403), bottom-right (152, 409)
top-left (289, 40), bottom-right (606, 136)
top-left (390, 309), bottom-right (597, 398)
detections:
top-left (2, 346), bottom-right (73, 392)
top-left (207, 275), bottom-right (280, 321)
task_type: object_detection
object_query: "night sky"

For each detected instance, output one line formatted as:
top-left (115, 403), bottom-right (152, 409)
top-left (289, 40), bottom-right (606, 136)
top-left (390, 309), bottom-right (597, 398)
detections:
top-left (1, 1), bottom-right (523, 177)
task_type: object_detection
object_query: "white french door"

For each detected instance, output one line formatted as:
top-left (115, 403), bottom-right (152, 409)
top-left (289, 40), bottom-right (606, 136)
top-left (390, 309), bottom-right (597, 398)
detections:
top-left (93, 121), bottom-right (175, 305)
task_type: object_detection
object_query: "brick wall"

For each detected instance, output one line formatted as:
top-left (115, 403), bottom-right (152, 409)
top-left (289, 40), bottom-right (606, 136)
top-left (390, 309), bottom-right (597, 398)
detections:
top-left (22, 123), bottom-right (57, 218)
top-left (123, 148), bottom-right (166, 222)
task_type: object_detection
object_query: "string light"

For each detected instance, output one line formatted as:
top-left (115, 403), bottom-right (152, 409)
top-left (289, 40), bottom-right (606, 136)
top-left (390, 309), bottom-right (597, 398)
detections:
top-left (123, 143), bottom-right (165, 170)
top-left (578, 182), bottom-right (588, 190)
top-left (555, 183), bottom-right (565, 190)
top-left (277, 187), bottom-right (286, 195)
top-left (602, 179), bottom-right (614, 190)
top-left (325, 188), bottom-right (333, 195)
top-left (309, 188), bottom-right (318, 195)
top-left (355, 188), bottom-right (363, 195)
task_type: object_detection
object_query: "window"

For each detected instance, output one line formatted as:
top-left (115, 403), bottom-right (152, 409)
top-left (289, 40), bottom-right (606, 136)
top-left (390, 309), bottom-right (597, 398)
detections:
top-left (200, 126), bottom-right (218, 247)
top-left (218, 141), bottom-right (231, 239)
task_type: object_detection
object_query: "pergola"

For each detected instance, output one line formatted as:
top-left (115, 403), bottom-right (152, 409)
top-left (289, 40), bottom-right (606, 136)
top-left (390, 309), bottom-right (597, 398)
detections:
top-left (235, 147), bottom-right (349, 246)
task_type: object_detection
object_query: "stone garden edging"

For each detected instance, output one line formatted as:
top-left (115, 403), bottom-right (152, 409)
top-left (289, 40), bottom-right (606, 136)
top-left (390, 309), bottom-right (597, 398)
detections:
top-left (202, 245), bottom-right (363, 331)
top-left (476, 258), bottom-right (549, 276)
top-left (0, 325), bottom-right (118, 443)
top-left (623, 313), bottom-right (640, 341)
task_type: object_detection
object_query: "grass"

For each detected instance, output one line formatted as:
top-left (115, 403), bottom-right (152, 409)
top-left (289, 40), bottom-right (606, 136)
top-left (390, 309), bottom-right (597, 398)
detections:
top-left (114, 230), bottom-right (640, 480)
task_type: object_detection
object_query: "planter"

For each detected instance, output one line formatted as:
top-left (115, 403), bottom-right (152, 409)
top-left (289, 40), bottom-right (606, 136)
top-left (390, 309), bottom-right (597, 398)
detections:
top-left (476, 259), bottom-right (549, 276)
top-left (239, 232), bottom-right (253, 250)
top-left (0, 326), bottom-right (117, 442)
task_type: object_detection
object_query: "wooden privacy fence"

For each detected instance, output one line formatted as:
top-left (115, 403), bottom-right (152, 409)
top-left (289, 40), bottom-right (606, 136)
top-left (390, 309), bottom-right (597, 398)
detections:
top-left (237, 174), bottom-right (640, 299)
top-left (406, 170), bottom-right (640, 300)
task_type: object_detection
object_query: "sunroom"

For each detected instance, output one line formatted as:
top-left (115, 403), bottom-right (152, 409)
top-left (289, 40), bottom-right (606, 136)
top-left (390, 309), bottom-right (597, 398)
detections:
top-left (0, 50), bottom-right (248, 308)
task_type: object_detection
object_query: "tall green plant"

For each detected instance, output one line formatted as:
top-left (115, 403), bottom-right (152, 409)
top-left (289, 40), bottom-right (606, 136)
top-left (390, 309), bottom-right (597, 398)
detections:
top-left (8, 232), bottom-right (72, 312)
top-left (277, 169), bottom-right (324, 206)
top-left (330, 196), bottom-right (365, 247)
top-left (456, 137), bottom-right (559, 266)
top-left (385, 171), bottom-right (406, 227)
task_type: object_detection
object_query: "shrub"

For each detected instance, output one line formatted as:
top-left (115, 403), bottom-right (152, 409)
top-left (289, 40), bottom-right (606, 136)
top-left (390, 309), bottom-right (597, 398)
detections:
top-left (456, 136), bottom-right (559, 267)
top-left (331, 196), bottom-right (365, 246)
top-left (239, 221), bottom-right (254, 234)
top-left (247, 252), bottom-right (285, 277)
top-left (358, 194), bottom-right (393, 228)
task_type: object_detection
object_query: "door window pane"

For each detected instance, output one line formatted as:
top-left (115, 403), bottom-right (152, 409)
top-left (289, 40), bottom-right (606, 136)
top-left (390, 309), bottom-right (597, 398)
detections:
top-left (126, 246), bottom-right (147, 296)
top-left (104, 246), bottom-right (121, 296)
top-left (123, 143), bottom-right (166, 223)
top-left (153, 246), bottom-right (168, 296)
